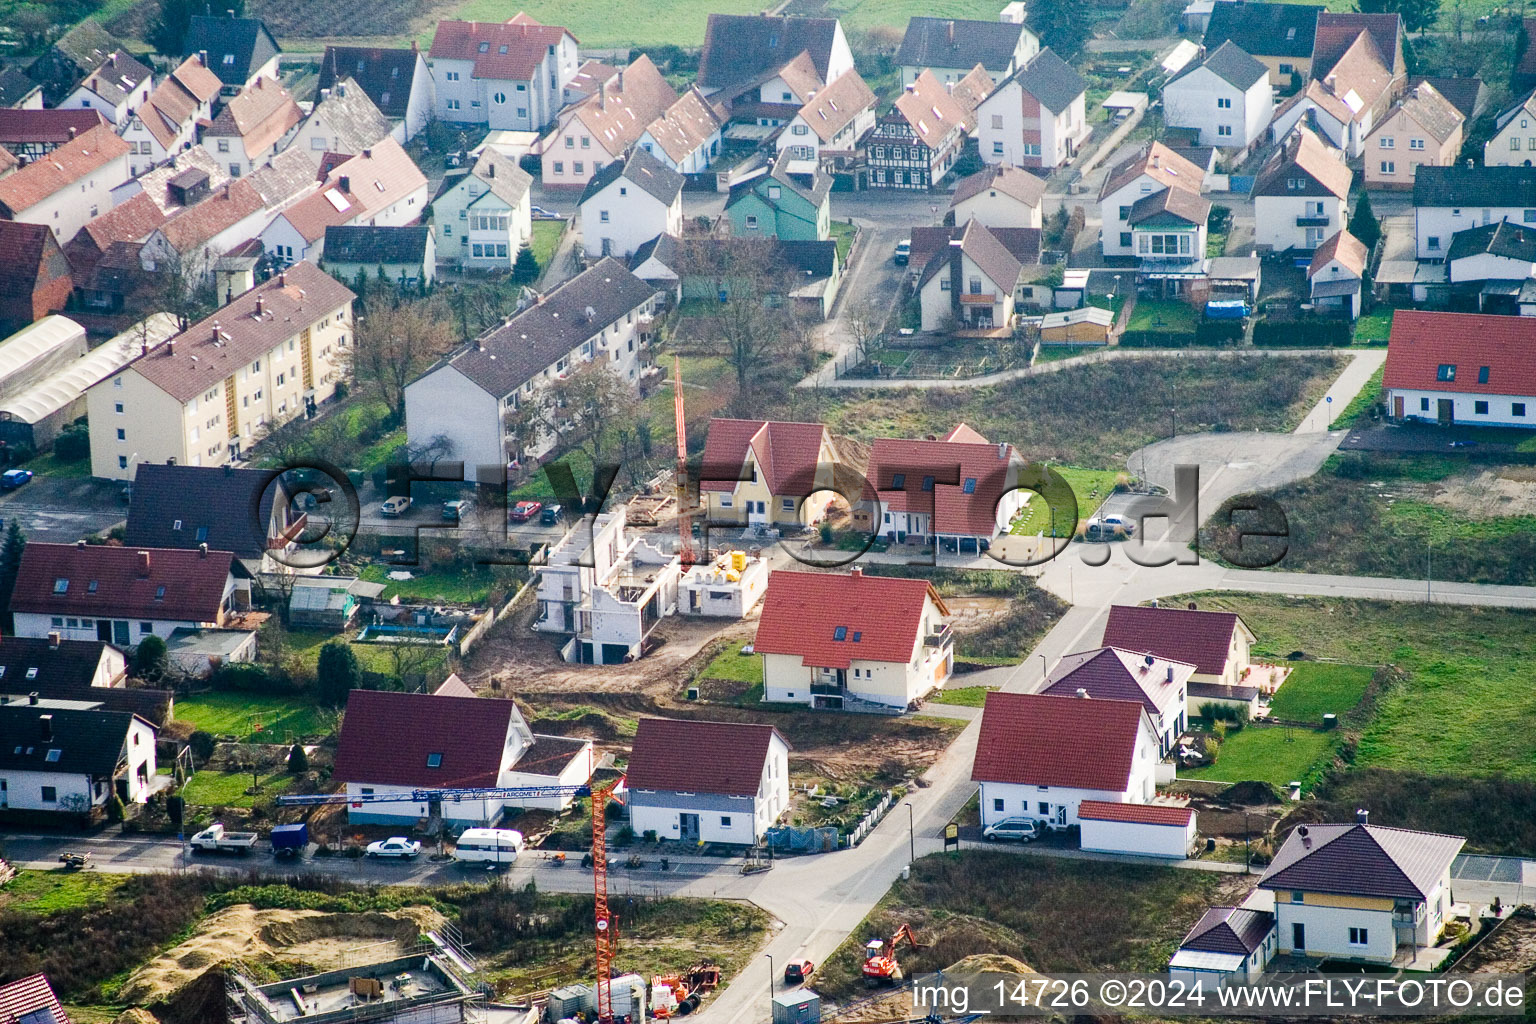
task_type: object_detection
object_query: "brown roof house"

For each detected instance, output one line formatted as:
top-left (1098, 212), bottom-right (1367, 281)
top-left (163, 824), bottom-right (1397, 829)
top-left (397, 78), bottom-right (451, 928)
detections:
top-left (1272, 17), bottom-right (1401, 158)
top-left (949, 163), bottom-right (1045, 229)
top-left (1259, 816), bottom-right (1465, 963)
top-left (1253, 126), bottom-right (1352, 252)
top-left (332, 688), bottom-right (593, 825)
top-left (916, 218), bottom-right (1032, 330)
top-left (1308, 227), bottom-right (1368, 318)
top-left (199, 76), bottom-right (303, 178)
top-left (0, 221), bottom-right (72, 333)
top-left (426, 14), bottom-right (579, 133)
top-left (774, 68), bottom-right (877, 174)
top-left (869, 70), bottom-right (968, 190)
top-left (1365, 80), bottom-right (1464, 190)
top-left (120, 55), bottom-right (223, 176)
top-left (1101, 603), bottom-right (1260, 714)
top-left (538, 54), bottom-right (678, 187)
top-left (0, 123), bottom-right (130, 244)
top-left (1098, 141), bottom-right (1208, 263)
top-left (637, 86), bottom-right (726, 176)
top-left (626, 718), bottom-right (790, 844)
top-left (698, 417), bottom-right (839, 528)
top-left (139, 177), bottom-right (269, 282)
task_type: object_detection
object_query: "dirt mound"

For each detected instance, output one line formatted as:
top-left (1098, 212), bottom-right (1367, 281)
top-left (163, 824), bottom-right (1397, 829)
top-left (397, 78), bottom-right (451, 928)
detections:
top-left (946, 953), bottom-right (1036, 975)
top-left (1219, 780), bottom-right (1282, 806)
top-left (118, 905), bottom-right (444, 1007)
top-left (113, 1010), bottom-right (161, 1024)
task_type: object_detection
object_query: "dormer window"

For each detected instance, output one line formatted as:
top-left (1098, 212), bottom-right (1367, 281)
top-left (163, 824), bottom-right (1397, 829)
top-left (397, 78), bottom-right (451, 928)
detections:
top-left (155, 586), bottom-right (166, 600)
top-left (833, 626), bottom-right (847, 641)
top-left (53, 579), bottom-right (68, 593)
top-left (88, 581), bottom-right (98, 593)
top-left (891, 473), bottom-right (906, 488)
top-left (26, 667), bottom-right (38, 680)
top-left (427, 753), bottom-right (443, 768)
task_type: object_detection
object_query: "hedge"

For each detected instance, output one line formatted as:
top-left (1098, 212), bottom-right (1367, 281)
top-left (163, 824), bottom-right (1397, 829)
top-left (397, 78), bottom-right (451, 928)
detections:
top-left (1252, 320), bottom-right (1352, 346)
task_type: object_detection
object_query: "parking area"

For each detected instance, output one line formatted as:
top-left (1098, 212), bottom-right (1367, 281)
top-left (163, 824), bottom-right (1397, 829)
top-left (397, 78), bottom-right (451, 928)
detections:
top-left (1340, 422), bottom-right (1521, 454)
top-left (0, 474), bottom-right (126, 542)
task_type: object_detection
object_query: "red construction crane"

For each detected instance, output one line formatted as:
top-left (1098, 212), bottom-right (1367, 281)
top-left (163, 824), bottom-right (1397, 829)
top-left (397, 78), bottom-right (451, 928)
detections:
top-left (281, 777), bottom-right (627, 1022)
top-left (673, 355), bottom-right (696, 568)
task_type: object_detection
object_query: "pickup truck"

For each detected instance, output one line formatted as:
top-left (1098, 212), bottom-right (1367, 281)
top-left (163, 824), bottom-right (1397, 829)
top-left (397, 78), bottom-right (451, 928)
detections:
top-left (189, 823), bottom-right (259, 854)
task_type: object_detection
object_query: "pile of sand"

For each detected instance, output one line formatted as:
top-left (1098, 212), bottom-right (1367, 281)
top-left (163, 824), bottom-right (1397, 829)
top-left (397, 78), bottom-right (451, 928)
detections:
top-left (113, 1010), bottom-right (161, 1024)
top-left (946, 953), bottom-right (1036, 975)
top-left (117, 904), bottom-right (445, 1006)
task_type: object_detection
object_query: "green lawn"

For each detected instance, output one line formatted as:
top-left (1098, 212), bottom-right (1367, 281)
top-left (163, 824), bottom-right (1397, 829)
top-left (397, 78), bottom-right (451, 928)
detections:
top-left (1267, 662), bottom-right (1376, 722)
top-left (698, 646), bottom-right (763, 684)
top-left (1183, 725), bottom-right (1339, 790)
top-left (1126, 299), bottom-right (1198, 334)
top-left (173, 693), bottom-right (329, 741)
top-left (1008, 467), bottom-right (1120, 536)
top-left (1353, 308), bottom-right (1394, 344)
top-left (931, 685), bottom-right (994, 707)
top-left (284, 628), bottom-right (451, 678)
top-left (530, 219), bottom-right (565, 273)
top-left (830, 220), bottom-right (855, 264)
top-left (358, 562), bottom-right (517, 603)
top-left (1330, 364), bottom-right (1383, 428)
top-left (0, 870), bottom-right (130, 913)
top-left (182, 769), bottom-right (296, 808)
top-left (1174, 594), bottom-right (1536, 781)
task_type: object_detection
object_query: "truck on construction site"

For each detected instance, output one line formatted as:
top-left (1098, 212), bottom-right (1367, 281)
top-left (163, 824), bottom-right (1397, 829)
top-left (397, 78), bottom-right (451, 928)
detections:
top-left (189, 823), bottom-right (259, 854)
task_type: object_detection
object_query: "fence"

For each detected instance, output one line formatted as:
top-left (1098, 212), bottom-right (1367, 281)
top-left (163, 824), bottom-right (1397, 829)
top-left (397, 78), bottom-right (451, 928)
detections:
top-left (455, 576), bottom-right (535, 659)
top-left (763, 825), bottom-right (841, 853)
top-left (1252, 320), bottom-right (1352, 346)
top-left (846, 789), bottom-right (897, 847)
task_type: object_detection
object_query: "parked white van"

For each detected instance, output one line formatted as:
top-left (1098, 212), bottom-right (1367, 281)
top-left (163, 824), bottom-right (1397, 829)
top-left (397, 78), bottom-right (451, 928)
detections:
top-left (455, 828), bottom-right (524, 866)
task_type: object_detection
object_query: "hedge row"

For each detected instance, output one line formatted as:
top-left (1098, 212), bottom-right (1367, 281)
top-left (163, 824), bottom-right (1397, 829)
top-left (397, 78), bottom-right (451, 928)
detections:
top-left (1252, 320), bottom-right (1353, 346)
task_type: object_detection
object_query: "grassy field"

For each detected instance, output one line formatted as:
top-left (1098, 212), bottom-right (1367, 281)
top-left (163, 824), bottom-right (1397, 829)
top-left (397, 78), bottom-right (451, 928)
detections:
top-left (1207, 452), bottom-right (1536, 585)
top-left (358, 562), bottom-right (519, 603)
top-left (173, 693), bottom-right (329, 741)
top-left (830, 219), bottom-right (855, 263)
top-left (1126, 299), bottom-right (1198, 334)
top-left (1174, 594), bottom-right (1536, 781)
top-left (814, 851), bottom-right (1231, 997)
top-left (1267, 662), bottom-right (1376, 721)
top-left (182, 768), bottom-right (297, 807)
top-left (1007, 467), bottom-right (1120, 536)
top-left (931, 685), bottom-right (994, 706)
top-left (20, 449), bottom-right (91, 481)
top-left (0, 871), bottom-right (131, 914)
top-left (698, 646), bottom-right (763, 684)
top-left (530, 219), bottom-right (565, 273)
top-left (1353, 308), bottom-right (1394, 344)
top-left (1183, 725), bottom-right (1339, 790)
top-left (284, 629), bottom-right (451, 678)
top-left (795, 354), bottom-right (1345, 470)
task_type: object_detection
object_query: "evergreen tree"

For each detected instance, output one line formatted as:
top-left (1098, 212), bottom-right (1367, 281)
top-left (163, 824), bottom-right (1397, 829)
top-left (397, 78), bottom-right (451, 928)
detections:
top-left (512, 244), bottom-right (540, 284)
top-left (0, 520), bottom-right (25, 634)
top-left (133, 634), bottom-right (168, 678)
top-left (317, 641), bottom-right (363, 706)
top-left (1027, 0), bottom-right (1089, 58)
top-left (1350, 190), bottom-right (1383, 251)
top-left (288, 743), bottom-right (309, 774)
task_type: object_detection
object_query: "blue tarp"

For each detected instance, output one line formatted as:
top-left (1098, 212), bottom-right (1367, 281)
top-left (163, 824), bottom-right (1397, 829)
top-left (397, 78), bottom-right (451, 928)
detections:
top-left (1205, 300), bottom-right (1249, 319)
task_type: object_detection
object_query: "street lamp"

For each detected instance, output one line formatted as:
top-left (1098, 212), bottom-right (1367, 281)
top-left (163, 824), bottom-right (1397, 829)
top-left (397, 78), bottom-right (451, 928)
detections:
top-left (1039, 653), bottom-right (1048, 683)
top-left (905, 801), bottom-right (915, 864)
top-left (765, 953), bottom-right (775, 1010)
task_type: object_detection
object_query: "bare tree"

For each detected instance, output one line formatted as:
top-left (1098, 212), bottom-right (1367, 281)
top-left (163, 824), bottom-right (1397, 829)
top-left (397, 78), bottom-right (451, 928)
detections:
top-left (547, 361), bottom-right (633, 468)
top-left (503, 392), bottom-right (551, 476)
top-left (353, 299), bottom-right (457, 425)
top-left (843, 298), bottom-right (888, 364)
top-left (679, 239), bottom-right (798, 408)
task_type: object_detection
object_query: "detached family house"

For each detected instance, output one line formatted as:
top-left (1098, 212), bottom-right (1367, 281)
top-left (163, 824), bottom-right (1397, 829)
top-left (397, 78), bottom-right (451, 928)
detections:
top-left (1364, 80), bottom-right (1463, 189)
top-left (10, 542), bottom-right (245, 646)
top-left (916, 218), bottom-right (1031, 330)
top-left (726, 149), bottom-right (830, 241)
top-left (579, 147), bottom-right (682, 260)
top-left (1308, 228), bottom-right (1367, 319)
top-left (1484, 86), bottom-right (1536, 167)
top-left (948, 163), bottom-right (1045, 229)
top-left (427, 15), bottom-right (579, 131)
top-left (322, 224), bottom-right (436, 289)
top-left (1383, 310), bottom-right (1536, 427)
top-left (976, 48), bottom-right (1087, 171)
top-left (403, 259), bottom-right (657, 482)
top-left (288, 78), bottom-right (394, 167)
top-left (755, 568), bottom-right (952, 711)
top-left (1259, 818), bottom-right (1464, 963)
top-left (869, 71), bottom-right (967, 190)
top-left (1162, 41), bottom-right (1272, 152)
top-left (1042, 647), bottom-right (1196, 756)
top-left (538, 55), bottom-right (677, 188)
top-left (317, 45), bottom-right (435, 143)
top-left (0, 704), bottom-right (158, 816)
top-left (1253, 128), bottom-right (1351, 253)
top-left (333, 689), bottom-right (594, 825)
top-left (699, 417), bottom-right (838, 527)
top-left (972, 691), bottom-right (1160, 831)
top-left (1203, 1), bottom-right (1321, 86)
top-left (433, 149), bottom-right (533, 270)
top-left (896, 16), bottom-right (1038, 87)
top-left (124, 463), bottom-right (304, 575)
top-left (855, 425), bottom-right (1031, 554)
top-left (626, 718), bottom-right (790, 845)
top-left (183, 14), bottom-right (281, 96)
top-left (58, 50), bottom-right (152, 126)
top-left (1412, 165), bottom-right (1536, 260)
top-left (775, 69), bottom-right (877, 173)
top-left (1101, 603), bottom-right (1259, 715)
top-left (638, 87), bottom-right (726, 175)
top-left (1099, 142), bottom-right (1207, 261)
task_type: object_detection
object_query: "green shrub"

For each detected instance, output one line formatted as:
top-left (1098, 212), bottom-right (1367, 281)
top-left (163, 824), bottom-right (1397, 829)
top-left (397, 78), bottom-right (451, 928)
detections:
top-left (287, 744), bottom-right (309, 774)
top-left (189, 731), bottom-right (216, 761)
top-left (53, 427), bottom-right (90, 462)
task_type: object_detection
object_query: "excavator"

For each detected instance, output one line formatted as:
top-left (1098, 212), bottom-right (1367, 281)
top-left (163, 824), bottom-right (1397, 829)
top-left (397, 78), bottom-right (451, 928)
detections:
top-left (862, 924), bottom-right (927, 986)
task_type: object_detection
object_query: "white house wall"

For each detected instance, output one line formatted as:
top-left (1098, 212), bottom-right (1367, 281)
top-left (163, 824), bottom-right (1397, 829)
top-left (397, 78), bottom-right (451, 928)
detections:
top-left (1386, 387), bottom-right (1536, 427)
top-left (1415, 207), bottom-right (1536, 259)
top-left (953, 191), bottom-right (1043, 230)
top-left (403, 364), bottom-right (504, 483)
top-left (1079, 816), bottom-right (1195, 858)
top-left (1275, 902), bottom-right (1395, 961)
top-left (580, 179), bottom-right (679, 259)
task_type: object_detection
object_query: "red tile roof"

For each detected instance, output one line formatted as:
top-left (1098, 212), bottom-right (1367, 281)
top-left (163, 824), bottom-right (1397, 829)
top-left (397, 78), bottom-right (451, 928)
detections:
top-left (203, 77), bottom-right (302, 158)
top-left (894, 70), bottom-right (967, 150)
top-left (1101, 604), bottom-right (1250, 677)
top-left (429, 16), bottom-right (573, 81)
top-left (157, 178), bottom-right (265, 254)
top-left (972, 691), bottom-right (1150, 791)
top-left (0, 221), bottom-right (70, 312)
top-left (11, 542), bottom-right (234, 623)
top-left (0, 108), bottom-right (107, 145)
top-left (0, 973), bottom-right (70, 1024)
top-left (754, 569), bottom-right (945, 669)
top-left (627, 718), bottom-right (787, 797)
top-left (1308, 228), bottom-right (1367, 279)
top-left (562, 55), bottom-right (679, 157)
top-left (699, 417), bottom-right (830, 495)
top-left (333, 689), bottom-right (520, 788)
top-left (1384, 311), bottom-right (1536, 397)
top-left (1078, 800), bottom-right (1192, 825)
top-left (861, 431), bottom-right (1020, 538)
top-left (1042, 647), bottom-right (1196, 719)
top-left (0, 124), bottom-right (128, 216)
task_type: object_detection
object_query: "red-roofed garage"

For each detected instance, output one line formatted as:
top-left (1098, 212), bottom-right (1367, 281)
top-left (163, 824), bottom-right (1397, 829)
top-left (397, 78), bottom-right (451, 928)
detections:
top-left (1078, 800), bottom-right (1198, 859)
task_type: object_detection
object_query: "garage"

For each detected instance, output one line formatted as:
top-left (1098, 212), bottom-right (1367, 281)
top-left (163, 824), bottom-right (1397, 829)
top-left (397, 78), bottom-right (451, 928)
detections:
top-left (1078, 801), bottom-right (1196, 859)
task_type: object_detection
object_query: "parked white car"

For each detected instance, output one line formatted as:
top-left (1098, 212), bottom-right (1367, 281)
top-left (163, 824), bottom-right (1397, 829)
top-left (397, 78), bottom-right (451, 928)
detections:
top-left (365, 837), bottom-right (422, 859)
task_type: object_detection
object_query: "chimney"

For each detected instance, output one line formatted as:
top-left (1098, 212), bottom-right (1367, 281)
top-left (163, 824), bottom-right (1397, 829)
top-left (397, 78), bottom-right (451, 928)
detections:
top-left (75, 539), bottom-right (86, 549)
top-left (167, 338), bottom-right (174, 356)
top-left (850, 567), bottom-right (863, 578)
top-left (1356, 809), bottom-right (1369, 825)
top-left (319, 87), bottom-right (330, 101)
top-left (227, 7), bottom-right (234, 15)
top-left (1299, 825), bottom-right (1312, 847)
top-left (337, 82), bottom-right (347, 98)
top-left (1150, 152), bottom-right (1159, 168)
top-left (199, 50), bottom-right (208, 66)
top-left (255, 295), bottom-right (264, 316)
top-left (1076, 688), bottom-right (1089, 698)
top-left (39, 714), bottom-right (52, 742)
top-left (1144, 653), bottom-right (1155, 666)
top-left (29, 692), bottom-right (39, 706)
top-left (487, 162), bottom-right (495, 179)
top-left (212, 320), bottom-right (221, 342)
top-left (199, 542), bottom-right (208, 557)
top-left (1166, 665), bottom-right (1173, 683)
top-left (48, 631), bottom-right (60, 649)
top-left (339, 175), bottom-right (351, 193)
top-left (109, 52), bottom-right (117, 68)
top-left (1187, 601), bottom-right (1197, 611)
top-left (279, 270), bottom-right (287, 287)
top-left (997, 442), bottom-right (1008, 460)
top-left (67, 126), bottom-right (77, 140)
top-left (141, 341), bottom-right (148, 356)
top-left (947, 19), bottom-right (955, 43)
top-left (362, 148), bottom-right (371, 160)
top-left (618, 69), bottom-right (625, 93)
top-left (137, 550), bottom-right (151, 577)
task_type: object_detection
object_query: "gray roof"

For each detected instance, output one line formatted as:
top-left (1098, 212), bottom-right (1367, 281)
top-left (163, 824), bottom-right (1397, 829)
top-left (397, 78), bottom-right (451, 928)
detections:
top-left (0, 704), bottom-right (149, 777)
top-left (1205, 1), bottom-right (1322, 59)
top-left (698, 14), bottom-right (842, 93)
top-left (579, 146), bottom-right (683, 207)
top-left (768, 147), bottom-right (831, 207)
top-left (39, 20), bottom-right (119, 77)
top-left (1259, 823), bottom-right (1465, 900)
top-left (0, 68), bottom-right (40, 107)
top-left (299, 78), bottom-right (393, 157)
top-left (630, 232), bottom-right (681, 274)
top-left (1409, 75), bottom-right (1482, 120)
top-left (77, 51), bottom-right (152, 105)
top-left (676, 237), bottom-right (837, 279)
top-left (1414, 165), bottom-right (1536, 208)
top-left (125, 463), bottom-right (291, 560)
top-left (1445, 218), bottom-right (1536, 264)
top-left (317, 46), bottom-right (423, 120)
top-left (1128, 186), bottom-right (1211, 226)
top-left (1177, 40), bottom-right (1267, 91)
top-left (897, 17), bottom-right (1030, 72)
top-left (1179, 907), bottom-right (1274, 955)
top-left (183, 15), bottom-right (281, 87)
top-left (440, 257), bottom-right (655, 399)
top-left (246, 147), bottom-right (320, 208)
top-left (1006, 47), bottom-right (1086, 113)
top-left (323, 224), bottom-right (432, 264)
top-left (1390, 81), bottom-right (1464, 144)
top-left (469, 149), bottom-right (533, 208)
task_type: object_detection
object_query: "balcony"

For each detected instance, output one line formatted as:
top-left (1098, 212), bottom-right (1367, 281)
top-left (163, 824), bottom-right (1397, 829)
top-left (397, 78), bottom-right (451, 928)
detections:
top-left (924, 624), bottom-right (954, 649)
top-left (959, 293), bottom-right (997, 304)
top-left (1296, 215), bottom-right (1332, 227)
top-left (810, 682), bottom-right (845, 696)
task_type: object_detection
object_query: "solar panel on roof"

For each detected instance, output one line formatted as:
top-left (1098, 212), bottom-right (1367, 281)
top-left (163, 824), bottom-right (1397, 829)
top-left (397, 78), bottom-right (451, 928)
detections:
top-left (323, 188), bottom-right (350, 211)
